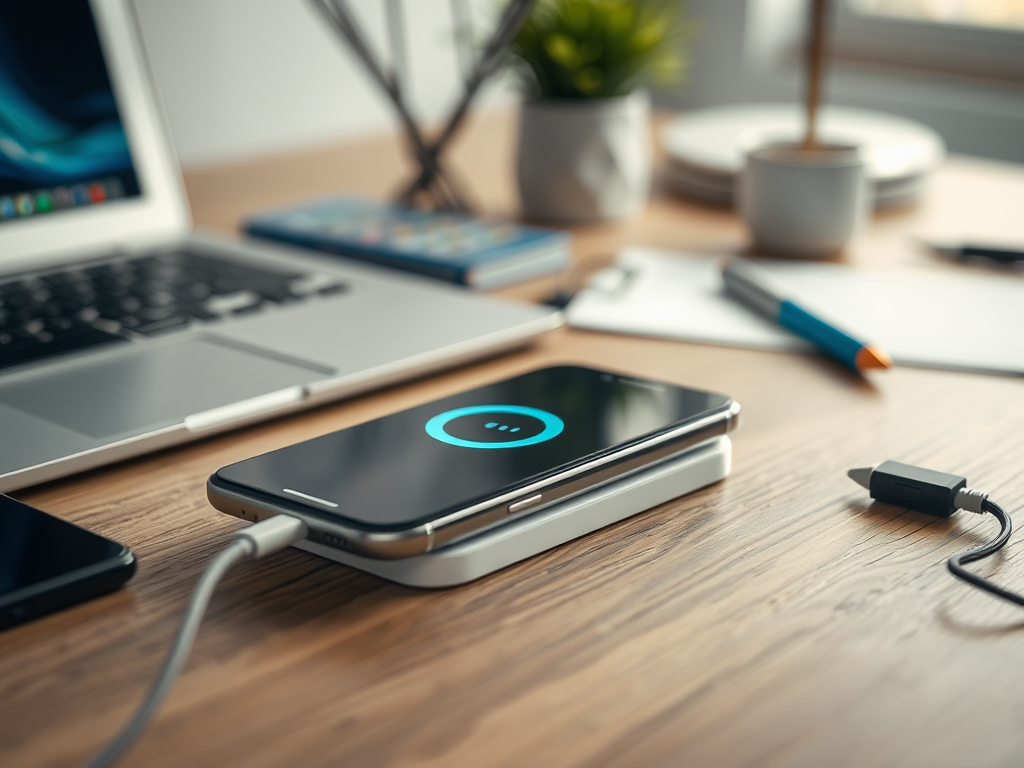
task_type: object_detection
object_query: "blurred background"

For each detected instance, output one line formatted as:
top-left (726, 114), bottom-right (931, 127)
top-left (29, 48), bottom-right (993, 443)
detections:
top-left (133, 0), bottom-right (1024, 169)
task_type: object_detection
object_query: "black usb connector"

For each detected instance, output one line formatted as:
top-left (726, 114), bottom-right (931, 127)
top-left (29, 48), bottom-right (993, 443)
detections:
top-left (849, 460), bottom-right (1021, 607)
top-left (848, 460), bottom-right (987, 518)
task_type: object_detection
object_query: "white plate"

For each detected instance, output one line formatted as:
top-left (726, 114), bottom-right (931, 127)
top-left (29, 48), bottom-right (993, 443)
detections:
top-left (664, 157), bottom-right (928, 209)
top-left (662, 104), bottom-right (943, 209)
top-left (662, 104), bottom-right (945, 181)
top-left (663, 163), bottom-right (733, 205)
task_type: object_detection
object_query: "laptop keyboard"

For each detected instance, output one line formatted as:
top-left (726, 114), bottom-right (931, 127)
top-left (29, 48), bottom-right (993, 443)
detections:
top-left (0, 248), bottom-right (347, 372)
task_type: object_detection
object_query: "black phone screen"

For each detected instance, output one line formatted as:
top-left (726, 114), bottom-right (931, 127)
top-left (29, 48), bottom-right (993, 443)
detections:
top-left (216, 366), bottom-right (732, 531)
top-left (0, 495), bottom-right (128, 599)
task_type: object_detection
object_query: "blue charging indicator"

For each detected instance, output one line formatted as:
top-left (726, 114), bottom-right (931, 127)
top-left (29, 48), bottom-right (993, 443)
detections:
top-left (425, 405), bottom-right (564, 449)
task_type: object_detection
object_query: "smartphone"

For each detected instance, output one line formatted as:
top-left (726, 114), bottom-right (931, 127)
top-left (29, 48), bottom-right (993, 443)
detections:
top-left (208, 366), bottom-right (739, 559)
top-left (0, 495), bottom-right (136, 631)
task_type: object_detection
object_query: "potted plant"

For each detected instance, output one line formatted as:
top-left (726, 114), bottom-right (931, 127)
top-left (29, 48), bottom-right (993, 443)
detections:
top-left (509, 0), bottom-right (689, 223)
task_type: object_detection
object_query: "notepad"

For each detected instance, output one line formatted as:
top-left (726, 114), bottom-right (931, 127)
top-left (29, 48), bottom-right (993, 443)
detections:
top-left (245, 197), bottom-right (570, 289)
top-left (565, 248), bottom-right (1024, 376)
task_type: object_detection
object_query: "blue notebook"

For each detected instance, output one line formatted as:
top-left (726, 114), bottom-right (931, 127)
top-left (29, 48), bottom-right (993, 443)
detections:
top-left (245, 197), bottom-right (571, 289)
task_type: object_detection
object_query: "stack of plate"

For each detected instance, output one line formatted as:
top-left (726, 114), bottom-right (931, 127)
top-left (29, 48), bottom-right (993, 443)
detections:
top-left (662, 104), bottom-right (946, 209)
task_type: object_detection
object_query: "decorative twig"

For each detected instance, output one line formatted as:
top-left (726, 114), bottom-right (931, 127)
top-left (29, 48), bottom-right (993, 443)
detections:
top-left (395, 0), bottom-right (534, 206)
top-left (310, 0), bottom-right (534, 211)
top-left (312, 0), bottom-right (464, 208)
top-left (384, 0), bottom-right (408, 92)
top-left (309, 0), bottom-right (452, 207)
top-left (450, 0), bottom-right (474, 85)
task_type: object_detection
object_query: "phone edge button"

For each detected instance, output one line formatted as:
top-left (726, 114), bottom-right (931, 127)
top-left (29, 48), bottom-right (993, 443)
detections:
top-left (508, 494), bottom-right (543, 514)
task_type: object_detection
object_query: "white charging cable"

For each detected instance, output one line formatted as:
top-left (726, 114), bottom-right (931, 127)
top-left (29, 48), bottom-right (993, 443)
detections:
top-left (83, 515), bottom-right (308, 768)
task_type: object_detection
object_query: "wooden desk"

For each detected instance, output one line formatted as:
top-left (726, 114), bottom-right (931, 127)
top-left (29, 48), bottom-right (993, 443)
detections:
top-left (4, 112), bottom-right (1024, 768)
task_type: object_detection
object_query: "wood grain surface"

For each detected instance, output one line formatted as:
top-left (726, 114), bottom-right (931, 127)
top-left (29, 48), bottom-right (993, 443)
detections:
top-left (3, 111), bottom-right (1024, 768)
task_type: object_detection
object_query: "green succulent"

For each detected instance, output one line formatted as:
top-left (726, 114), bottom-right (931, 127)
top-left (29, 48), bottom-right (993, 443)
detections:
top-left (508, 0), bottom-right (691, 100)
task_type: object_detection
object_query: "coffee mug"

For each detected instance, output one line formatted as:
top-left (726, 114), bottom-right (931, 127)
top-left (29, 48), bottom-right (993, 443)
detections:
top-left (738, 142), bottom-right (870, 258)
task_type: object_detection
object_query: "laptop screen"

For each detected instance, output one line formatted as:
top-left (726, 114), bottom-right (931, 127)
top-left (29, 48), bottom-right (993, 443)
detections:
top-left (0, 0), bottom-right (142, 226)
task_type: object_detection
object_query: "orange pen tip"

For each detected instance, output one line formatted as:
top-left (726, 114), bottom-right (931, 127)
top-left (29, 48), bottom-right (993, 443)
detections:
top-left (856, 345), bottom-right (893, 371)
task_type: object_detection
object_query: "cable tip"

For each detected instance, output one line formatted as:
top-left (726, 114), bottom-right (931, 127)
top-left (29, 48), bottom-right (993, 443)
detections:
top-left (233, 515), bottom-right (307, 558)
top-left (847, 466), bottom-right (874, 490)
top-left (855, 345), bottom-right (892, 371)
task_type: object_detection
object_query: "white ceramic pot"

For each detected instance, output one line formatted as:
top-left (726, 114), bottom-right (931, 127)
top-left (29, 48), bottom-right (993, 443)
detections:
top-left (516, 91), bottom-right (651, 224)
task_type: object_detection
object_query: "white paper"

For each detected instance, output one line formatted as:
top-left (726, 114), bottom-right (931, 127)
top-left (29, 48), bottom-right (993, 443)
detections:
top-left (565, 248), bottom-right (1024, 376)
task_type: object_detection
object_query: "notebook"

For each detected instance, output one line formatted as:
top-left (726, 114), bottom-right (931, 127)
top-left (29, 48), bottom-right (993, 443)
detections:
top-left (246, 197), bottom-right (571, 289)
top-left (565, 248), bottom-right (1024, 376)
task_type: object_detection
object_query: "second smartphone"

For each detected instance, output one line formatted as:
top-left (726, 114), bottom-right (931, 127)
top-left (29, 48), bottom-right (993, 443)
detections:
top-left (1, 495), bottom-right (136, 631)
top-left (208, 366), bottom-right (739, 558)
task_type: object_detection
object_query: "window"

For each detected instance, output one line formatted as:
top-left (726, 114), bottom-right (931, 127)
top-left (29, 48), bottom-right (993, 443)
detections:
top-left (667, 1), bottom-right (1024, 162)
top-left (848, 0), bottom-right (1024, 32)
top-left (832, 0), bottom-right (1024, 82)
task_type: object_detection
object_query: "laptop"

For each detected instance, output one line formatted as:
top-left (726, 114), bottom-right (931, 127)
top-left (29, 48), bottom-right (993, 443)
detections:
top-left (0, 0), bottom-right (561, 492)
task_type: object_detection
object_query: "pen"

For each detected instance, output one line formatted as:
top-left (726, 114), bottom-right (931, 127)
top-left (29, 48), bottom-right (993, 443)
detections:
top-left (923, 240), bottom-right (1024, 265)
top-left (721, 257), bottom-right (892, 373)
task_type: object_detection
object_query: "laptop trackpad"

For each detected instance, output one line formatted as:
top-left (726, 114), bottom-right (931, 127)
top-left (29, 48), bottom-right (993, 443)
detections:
top-left (0, 338), bottom-right (331, 439)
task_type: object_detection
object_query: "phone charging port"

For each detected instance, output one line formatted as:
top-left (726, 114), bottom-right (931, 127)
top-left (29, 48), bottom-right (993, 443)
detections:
top-left (313, 530), bottom-right (347, 550)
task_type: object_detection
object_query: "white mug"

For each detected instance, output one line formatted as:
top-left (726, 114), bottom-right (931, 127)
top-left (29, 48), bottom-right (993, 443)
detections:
top-left (738, 142), bottom-right (870, 258)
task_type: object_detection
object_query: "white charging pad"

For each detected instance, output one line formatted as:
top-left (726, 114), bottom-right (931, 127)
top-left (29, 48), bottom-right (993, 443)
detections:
top-left (294, 436), bottom-right (731, 588)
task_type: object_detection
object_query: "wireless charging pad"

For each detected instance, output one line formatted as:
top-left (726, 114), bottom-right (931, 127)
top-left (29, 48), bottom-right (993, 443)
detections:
top-left (295, 436), bottom-right (731, 588)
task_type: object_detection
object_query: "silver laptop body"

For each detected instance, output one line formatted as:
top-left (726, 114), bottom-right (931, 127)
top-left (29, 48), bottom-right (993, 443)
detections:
top-left (0, 0), bottom-right (560, 492)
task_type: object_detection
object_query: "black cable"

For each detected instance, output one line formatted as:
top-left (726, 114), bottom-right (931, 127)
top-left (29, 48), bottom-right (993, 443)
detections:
top-left (848, 460), bottom-right (1024, 609)
top-left (947, 499), bottom-right (1024, 607)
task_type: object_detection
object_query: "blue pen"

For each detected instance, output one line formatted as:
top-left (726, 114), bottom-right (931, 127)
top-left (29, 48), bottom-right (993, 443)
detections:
top-left (721, 257), bottom-right (892, 373)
